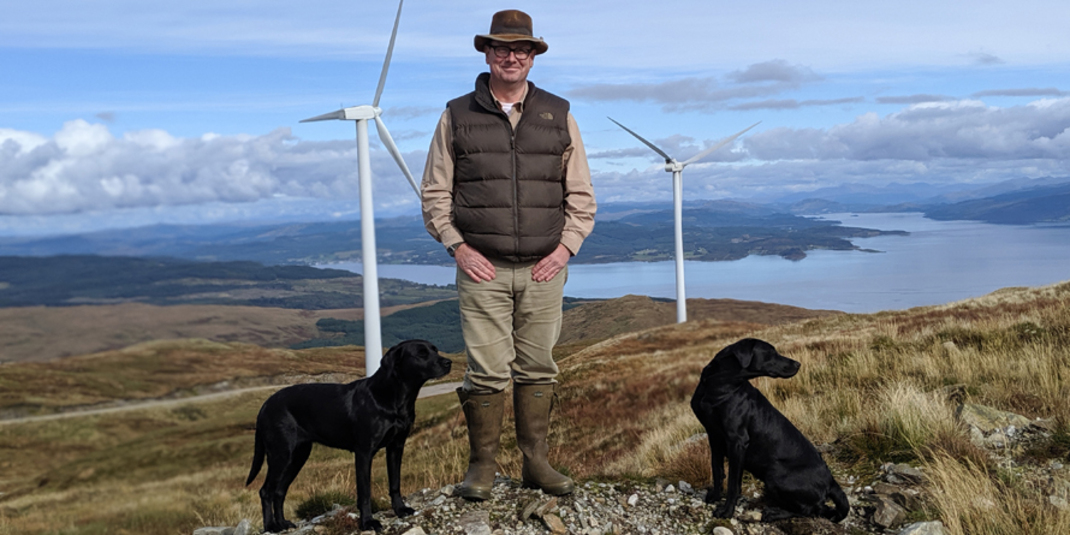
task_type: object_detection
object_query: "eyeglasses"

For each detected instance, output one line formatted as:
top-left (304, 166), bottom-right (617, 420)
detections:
top-left (489, 44), bottom-right (534, 60)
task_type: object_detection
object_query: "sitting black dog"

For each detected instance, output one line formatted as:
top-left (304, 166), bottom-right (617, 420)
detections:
top-left (690, 338), bottom-right (849, 522)
top-left (246, 339), bottom-right (451, 532)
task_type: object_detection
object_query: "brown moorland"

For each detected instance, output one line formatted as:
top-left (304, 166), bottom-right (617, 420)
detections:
top-left (1, 283), bottom-right (1068, 534)
top-left (557, 294), bottom-right (839, 345)
top-left (0, 301), bottom-right (447, 364)
top-left (0, 295), bottom-right (836, 364)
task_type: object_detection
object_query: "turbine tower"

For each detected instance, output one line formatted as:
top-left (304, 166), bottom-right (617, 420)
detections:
top-left (608, 118), bottom-right (759, 323)
top-left (302, 0), bottom-right (419, 375)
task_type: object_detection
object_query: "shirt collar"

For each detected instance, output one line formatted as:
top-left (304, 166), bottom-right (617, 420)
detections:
top-left (490, 83), bottom-right (528, 113)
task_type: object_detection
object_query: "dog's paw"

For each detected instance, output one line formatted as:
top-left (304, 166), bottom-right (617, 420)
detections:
top-left (704, 491), bottom-right (722, 505)
top-left (394, 505), bottom-right (416, 518)
top-left (264, 520), bottom-right (297, 533)
top-left (761, 506), bottom-right (798, 522)
top-left (712, 504), bottom-right (735, 518)
top-left (360, 518), bottom-right (383, 532)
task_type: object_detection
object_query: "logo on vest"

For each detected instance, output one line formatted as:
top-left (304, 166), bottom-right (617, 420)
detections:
top-left (539, 112), bottom-right (554, 121)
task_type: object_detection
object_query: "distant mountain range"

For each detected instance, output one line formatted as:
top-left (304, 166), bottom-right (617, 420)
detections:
top-left (765, 176), bottom-right (1070, 213)
top-left (0, 255), bottom-right (454, 309)
top-left (0, 202), bottom-right (905, 266)
top-left (922, 182), bottom-right (1070, 224)
top-left (1, 177), bottom-right (1067, 269)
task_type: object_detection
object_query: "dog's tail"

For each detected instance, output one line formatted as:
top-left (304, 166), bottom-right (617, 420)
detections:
top-left (245, 425), bottom-right (265, 486)
top-left (822, 484), bottom-right (850, 522)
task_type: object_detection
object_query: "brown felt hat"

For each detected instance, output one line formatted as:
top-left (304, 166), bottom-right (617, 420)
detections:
top-left (474, 10), bottom-right (548, 55)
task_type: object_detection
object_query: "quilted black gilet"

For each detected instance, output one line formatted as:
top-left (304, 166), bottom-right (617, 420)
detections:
top-left (448, 73), bottom-right (571, 262)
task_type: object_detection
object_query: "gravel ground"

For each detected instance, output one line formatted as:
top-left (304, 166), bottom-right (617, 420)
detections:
top-left (287, 473), bottom-right (892, 535)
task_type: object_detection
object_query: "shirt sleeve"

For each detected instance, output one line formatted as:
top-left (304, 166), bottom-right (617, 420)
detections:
top-left (420, 110), bottom-right (465, 249)
top-left (560, 112), bottom-right (597, 255)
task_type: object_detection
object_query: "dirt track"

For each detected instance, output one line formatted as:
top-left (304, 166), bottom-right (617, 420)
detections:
top-left (0, 381), bottom-right (464, 425)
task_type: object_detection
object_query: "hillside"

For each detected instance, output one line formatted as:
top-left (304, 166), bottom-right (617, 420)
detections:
top-left (0, 255), bottom-right (455, 309)
top-left (557, 294), bottom-right (839, 344)
top-left (0, 294), bottom-right (837, 362)
top-left (1, 282), bottom-right (1068, 534)
top-left (0, 340), bottom-right (466, 419)
top-left (293, 300), bottom-right (467, 353)
top-left (924, 182), bottom-right (1070, 224)
top-left (0, 302), bottom-right (444, 364)
top-left (262, 295), bottom-right (840, 354)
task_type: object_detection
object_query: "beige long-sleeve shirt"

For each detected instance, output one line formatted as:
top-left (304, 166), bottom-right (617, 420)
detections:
top-left (420, 85), bottom-right (596, 256)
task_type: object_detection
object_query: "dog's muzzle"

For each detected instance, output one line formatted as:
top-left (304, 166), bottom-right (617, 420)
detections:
top-left (772, 357), bottom-right (801, 378)
top-left (436, 358), bottom-right (453, 377)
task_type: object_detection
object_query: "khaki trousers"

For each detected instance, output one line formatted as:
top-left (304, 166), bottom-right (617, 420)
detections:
top-left (457, 258), bottom-right (566, 393)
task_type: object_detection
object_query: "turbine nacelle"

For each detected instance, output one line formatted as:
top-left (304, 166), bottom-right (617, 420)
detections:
top-left (301, 105), bottom-right (381, 123)
top-left (665, 160), bottom-right (684, 173)
top-left (299, 101), bottom-right (418, 195)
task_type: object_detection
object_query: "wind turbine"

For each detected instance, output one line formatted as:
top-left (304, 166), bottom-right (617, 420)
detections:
top-left (608, 118), bottom-right (760, 324)
top-left (302, 0), bottom-right (420, 375)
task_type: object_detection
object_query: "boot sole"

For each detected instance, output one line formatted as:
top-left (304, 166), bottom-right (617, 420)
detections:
top-left (459, 487), bottom-right (492, 501)
top-left (522, 480), bottom-right (575, 496)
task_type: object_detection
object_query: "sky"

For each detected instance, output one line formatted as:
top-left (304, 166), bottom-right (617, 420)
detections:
top-left (2, 0), bottom-right (1070, 236)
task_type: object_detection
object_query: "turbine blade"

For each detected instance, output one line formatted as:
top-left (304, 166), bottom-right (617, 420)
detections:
top-left (680, 121), bottom-right (761, 167)
top-left (374, 115), bottom-right (420, 196)
top-left (373, 0), bottom-right (405, 108)
top-left (608, 117), bottom-right (674, 162)
top-left (300, 109), bottom-right (347, 123)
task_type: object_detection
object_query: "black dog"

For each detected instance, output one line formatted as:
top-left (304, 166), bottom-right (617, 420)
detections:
top-left (690, 338), bottom-right (849, 522)
top-left (246, 339), bottom-right (451, 532)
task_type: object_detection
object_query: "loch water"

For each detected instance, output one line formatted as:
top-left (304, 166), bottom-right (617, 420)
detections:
top-left (321, 213), bottom-right (1070, 313)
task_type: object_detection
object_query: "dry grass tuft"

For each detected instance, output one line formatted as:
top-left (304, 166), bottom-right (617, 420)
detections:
top-left (925, 453), bottom-right (1070, 535)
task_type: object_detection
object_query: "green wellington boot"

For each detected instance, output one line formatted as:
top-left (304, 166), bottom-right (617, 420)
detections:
top-left (457, 388), bottom-right (505, 501)
top-left (513, 383), bottom-right (575, 495)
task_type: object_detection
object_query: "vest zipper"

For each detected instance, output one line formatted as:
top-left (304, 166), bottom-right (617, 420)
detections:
top-left (510, 128), bottom-right (519, 258)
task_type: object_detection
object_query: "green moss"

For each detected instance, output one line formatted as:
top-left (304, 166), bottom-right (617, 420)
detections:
top-left (870, 335), bottom-right (899, 352)
top-left (295, 490), bottom-right (355, 520)
top-left (1011, 321), bottom-right (1047, 342)
top-left (934, 328), bottom-right (991, 351)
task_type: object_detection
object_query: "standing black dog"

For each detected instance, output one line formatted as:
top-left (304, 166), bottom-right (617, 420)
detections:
top-left (246, 339), bottom-right (452, 533)
top-left (690, 338), bottom-right (849, 522)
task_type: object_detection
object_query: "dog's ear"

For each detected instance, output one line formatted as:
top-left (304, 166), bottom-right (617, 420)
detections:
top-left (733, 339), bottom-right (756, 368)
top-left (378, 342), bottom-right (402, 376)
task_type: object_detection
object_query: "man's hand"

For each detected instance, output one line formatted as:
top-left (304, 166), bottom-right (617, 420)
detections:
top-left (532, 244), bottom-right (570, 282)
top-left (455, 244), bottom-right (496, 282)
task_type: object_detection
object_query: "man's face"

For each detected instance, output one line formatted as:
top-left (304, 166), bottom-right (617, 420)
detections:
top-left (485, 40), bottom-right (535, 86)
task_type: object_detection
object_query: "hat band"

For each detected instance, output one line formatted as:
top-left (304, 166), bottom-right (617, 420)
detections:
top-left (491, 26), bottom-right (532, 37)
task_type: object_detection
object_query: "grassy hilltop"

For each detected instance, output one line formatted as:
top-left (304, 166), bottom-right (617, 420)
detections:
top-left (1, 283), bottom-right (1069, 534)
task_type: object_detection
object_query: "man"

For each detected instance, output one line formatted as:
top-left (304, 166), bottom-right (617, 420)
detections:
top-left (420, 9), bottom-right (596, 501)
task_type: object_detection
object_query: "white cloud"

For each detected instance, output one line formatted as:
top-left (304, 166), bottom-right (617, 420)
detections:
top-left (876, 94), bottom-right (955, 104)
top-left (728, 97), bottom-right (865, 111)
top-left (0, 129), bottom-right (49, 154)
top-left (726, 60), bottom-right (821, 84)
top-left (972, 87), bottom-right (1068, 98)
top-left (744, 98), bottom-right (1070, 161)
top-left (5, 96), bottom-right (1070, 219)
top-left (568, 60), bottom-right (832, 112)
top-left (592, 97), bottom-right (1070, 202)
top-left (968, 51), bottom-right (1005, 65)
top-left (0, 121), bottom-right (424, 216)
top-left (54, 120), bottom-right (114, 157)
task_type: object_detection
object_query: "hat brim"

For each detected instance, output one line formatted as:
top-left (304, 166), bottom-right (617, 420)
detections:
top-left (475, 34), bottom-right (548, 55)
